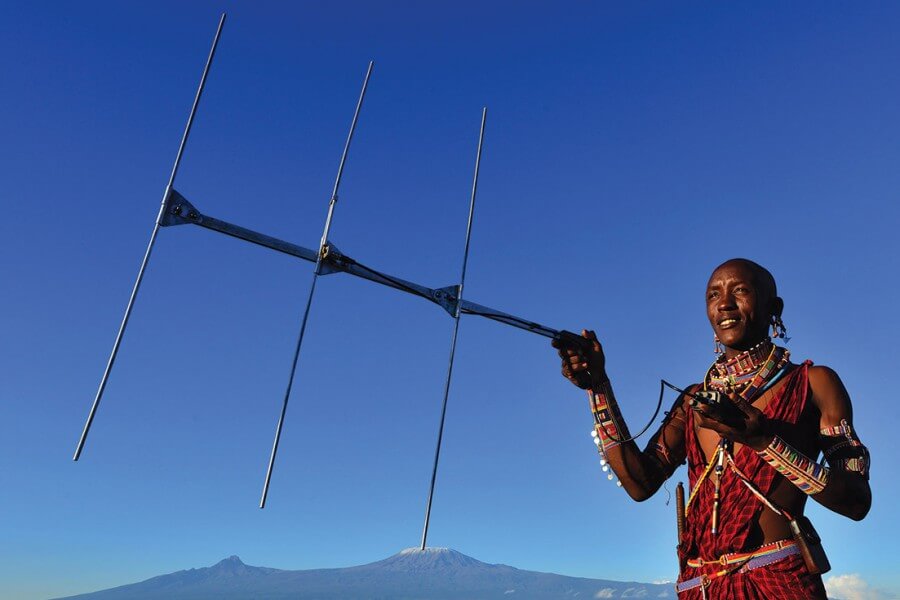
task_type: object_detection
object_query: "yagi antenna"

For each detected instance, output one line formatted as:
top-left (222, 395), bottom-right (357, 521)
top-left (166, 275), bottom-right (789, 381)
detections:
top-left (73, 16), bottom-right (586, 544)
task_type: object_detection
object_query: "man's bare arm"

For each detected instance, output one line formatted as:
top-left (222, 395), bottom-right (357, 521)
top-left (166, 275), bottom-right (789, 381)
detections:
top-left (804, 366), bottom-right (872, 520)
top-left (599, 382), bottom-right (690, 501)
top-left (553, 330), bottom-right (687, 501)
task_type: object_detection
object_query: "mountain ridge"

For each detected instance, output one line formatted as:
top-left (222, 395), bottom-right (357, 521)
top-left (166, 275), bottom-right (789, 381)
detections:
top-left (54, 547), bottom-right (674, 599)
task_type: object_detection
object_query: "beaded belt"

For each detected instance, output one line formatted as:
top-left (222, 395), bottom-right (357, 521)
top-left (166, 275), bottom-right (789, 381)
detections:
top-left (676, 540), bottom-right (799, 594)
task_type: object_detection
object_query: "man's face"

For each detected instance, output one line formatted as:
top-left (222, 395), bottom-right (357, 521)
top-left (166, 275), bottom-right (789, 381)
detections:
top-left (706, 261), bottom-right (774, 353)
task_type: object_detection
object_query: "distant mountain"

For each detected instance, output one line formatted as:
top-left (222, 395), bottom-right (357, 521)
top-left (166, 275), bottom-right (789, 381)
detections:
top-left (54, 547), bottom-right (674, 599)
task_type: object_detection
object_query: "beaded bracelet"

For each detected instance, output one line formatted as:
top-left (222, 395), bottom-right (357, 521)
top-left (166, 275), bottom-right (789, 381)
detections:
top-left (758, 435), bottom-right (829, 495)
top-left (588, 380), bottom-right (627, 488)
top-left (589, 379), bottom-right (629, 446)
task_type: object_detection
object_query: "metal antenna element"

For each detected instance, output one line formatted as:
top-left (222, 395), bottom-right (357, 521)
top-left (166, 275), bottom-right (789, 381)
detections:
top-left (73, 13), bottom-right (227, 461)
top-left (259, 61), bottom-right (375, 509)
top-left (420, 108), bottom-right (487, 549)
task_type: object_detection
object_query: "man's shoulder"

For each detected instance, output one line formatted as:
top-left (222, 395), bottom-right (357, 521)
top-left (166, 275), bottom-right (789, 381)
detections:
top-left (779, 361), bottom-right (843, 390)
top-left (804, 363), bottom-right (852, 416)
top-left (806, 364), bottom-right (844, 389)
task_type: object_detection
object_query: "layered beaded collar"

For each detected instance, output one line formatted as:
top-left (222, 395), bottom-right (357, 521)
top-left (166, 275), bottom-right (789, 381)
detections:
top-left (705, 338), bottom-right (790, 402)
top-left (713, 337), bottom-right (773, 380)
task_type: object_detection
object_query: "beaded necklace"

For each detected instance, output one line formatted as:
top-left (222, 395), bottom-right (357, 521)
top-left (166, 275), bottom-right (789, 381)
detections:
top-left (712, 337), bottom-right (772, 384)
top-left (696, 338), bottom-right (791, 535)
top-left (705, 338), bottom-right (790, 402)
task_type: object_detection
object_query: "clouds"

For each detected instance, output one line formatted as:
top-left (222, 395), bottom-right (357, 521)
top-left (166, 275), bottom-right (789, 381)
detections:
top-left (594, 588), bottom-right (654, 599)
top-left (824, 573), bottom-right (895, 600)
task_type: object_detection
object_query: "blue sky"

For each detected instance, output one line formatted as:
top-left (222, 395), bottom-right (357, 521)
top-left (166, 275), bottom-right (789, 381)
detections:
top-left (2, 2), bottom-right (899, 599)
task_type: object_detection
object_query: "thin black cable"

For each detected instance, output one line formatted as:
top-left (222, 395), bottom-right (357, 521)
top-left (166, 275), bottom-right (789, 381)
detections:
top-left (592, 378), bottom-right (687, 445)
top-left (661, 379), bottom-right (703, 400)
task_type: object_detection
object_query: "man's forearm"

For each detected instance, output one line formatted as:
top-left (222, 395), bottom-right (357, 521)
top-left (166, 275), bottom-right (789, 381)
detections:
top-left (589, 379), bottom-right (667, 501)
top-left (756, 423), bottom-right (872, 520)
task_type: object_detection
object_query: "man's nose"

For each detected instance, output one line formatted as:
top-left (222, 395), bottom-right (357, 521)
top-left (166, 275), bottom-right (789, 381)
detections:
top-left (717, 292), bottom-right (736, 310)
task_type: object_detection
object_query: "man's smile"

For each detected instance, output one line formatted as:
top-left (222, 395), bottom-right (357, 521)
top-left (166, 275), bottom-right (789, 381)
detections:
top-left (718, 317), bottom-right (741, 329)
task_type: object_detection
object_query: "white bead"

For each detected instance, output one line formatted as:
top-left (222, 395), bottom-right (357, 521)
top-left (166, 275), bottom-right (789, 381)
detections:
top-left (607, 473), bottom-right (614, 480)
top-left (616, 480), bottom-right (623, 487)
top-left (590, 430), bottom-right (598, 438)
top-left (593, 438), bottom-right (601, 446)
top-left (599, 458), bottom-right (607, 466)
top-left (602, 465), bottom-right (609, 472)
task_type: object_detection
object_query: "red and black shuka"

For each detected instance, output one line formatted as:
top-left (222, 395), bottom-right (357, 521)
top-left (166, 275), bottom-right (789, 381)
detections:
top-left (676, 362), bottom-right (828, 599)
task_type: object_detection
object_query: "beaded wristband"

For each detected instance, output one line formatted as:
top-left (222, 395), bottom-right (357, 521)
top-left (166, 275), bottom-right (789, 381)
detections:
top-left (589, 379), bottom-right (628, 450)
top-left (587, 380), bottom-right (627, 488)
top-left (758, 435), bottom-right (829, 495)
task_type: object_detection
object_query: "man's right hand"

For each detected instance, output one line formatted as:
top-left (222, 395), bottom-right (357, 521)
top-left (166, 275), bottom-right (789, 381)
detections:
top-left (551, 329), bottom-right (607, 390)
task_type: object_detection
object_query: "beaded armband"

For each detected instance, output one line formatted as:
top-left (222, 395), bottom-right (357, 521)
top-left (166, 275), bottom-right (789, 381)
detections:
top-left (588, 379), bottom-right (629, 450)
top-left (588, 380), bottom-right (629, 488)
top-left (758, 436), bottom-right (830, 495)
top-left (820, 419), bottom-right (870, 479)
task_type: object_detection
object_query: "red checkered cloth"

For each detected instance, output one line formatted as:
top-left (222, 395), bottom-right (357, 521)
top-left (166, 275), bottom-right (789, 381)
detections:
top-left (676, 361), bottom-right (827, 599)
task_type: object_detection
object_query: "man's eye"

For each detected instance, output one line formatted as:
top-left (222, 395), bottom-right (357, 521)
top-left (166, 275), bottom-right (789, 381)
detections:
top-left (707, 292), bottom-right (718, 300)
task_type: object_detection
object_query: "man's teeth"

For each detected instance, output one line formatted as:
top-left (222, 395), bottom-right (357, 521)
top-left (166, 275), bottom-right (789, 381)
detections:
top-left (720, 319), bottom-right (738, 326)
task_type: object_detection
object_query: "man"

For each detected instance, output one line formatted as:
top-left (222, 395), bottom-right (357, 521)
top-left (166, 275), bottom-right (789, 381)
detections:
top-left (553, 259), bottom-right (871, 599)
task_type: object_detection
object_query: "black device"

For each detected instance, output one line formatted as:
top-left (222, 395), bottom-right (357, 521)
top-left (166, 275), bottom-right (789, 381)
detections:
top-left (553, 329), bottom-right (597, 352)
top-left (691, 390), bottom-right (723, 406)
top-left (661, 381), bottom-right (722, 406)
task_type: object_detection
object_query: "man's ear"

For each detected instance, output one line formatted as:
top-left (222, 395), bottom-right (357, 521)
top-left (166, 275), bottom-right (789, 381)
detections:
top-left (771, 296), bottom-right (784, 319)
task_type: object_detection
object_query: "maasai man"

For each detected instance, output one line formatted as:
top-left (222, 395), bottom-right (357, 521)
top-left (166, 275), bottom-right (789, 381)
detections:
top-left (553, 259), bottom-right (871, 599)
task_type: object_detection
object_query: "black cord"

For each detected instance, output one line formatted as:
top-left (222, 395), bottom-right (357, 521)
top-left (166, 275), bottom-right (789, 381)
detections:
top-left (661, 379), bottom-right (701, 400)
top-left (591, 379), bottom-right (669, 444)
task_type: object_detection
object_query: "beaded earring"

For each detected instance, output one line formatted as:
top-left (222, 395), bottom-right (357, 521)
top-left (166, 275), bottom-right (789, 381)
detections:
top-left (771, 315), bottom-right (790, 342)
top-left (714, 335), bottom-right (724, 356)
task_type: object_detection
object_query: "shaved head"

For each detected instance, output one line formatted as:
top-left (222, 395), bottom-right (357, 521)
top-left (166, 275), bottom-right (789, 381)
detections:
top-left (710, 258), bottom-right (777, 301)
